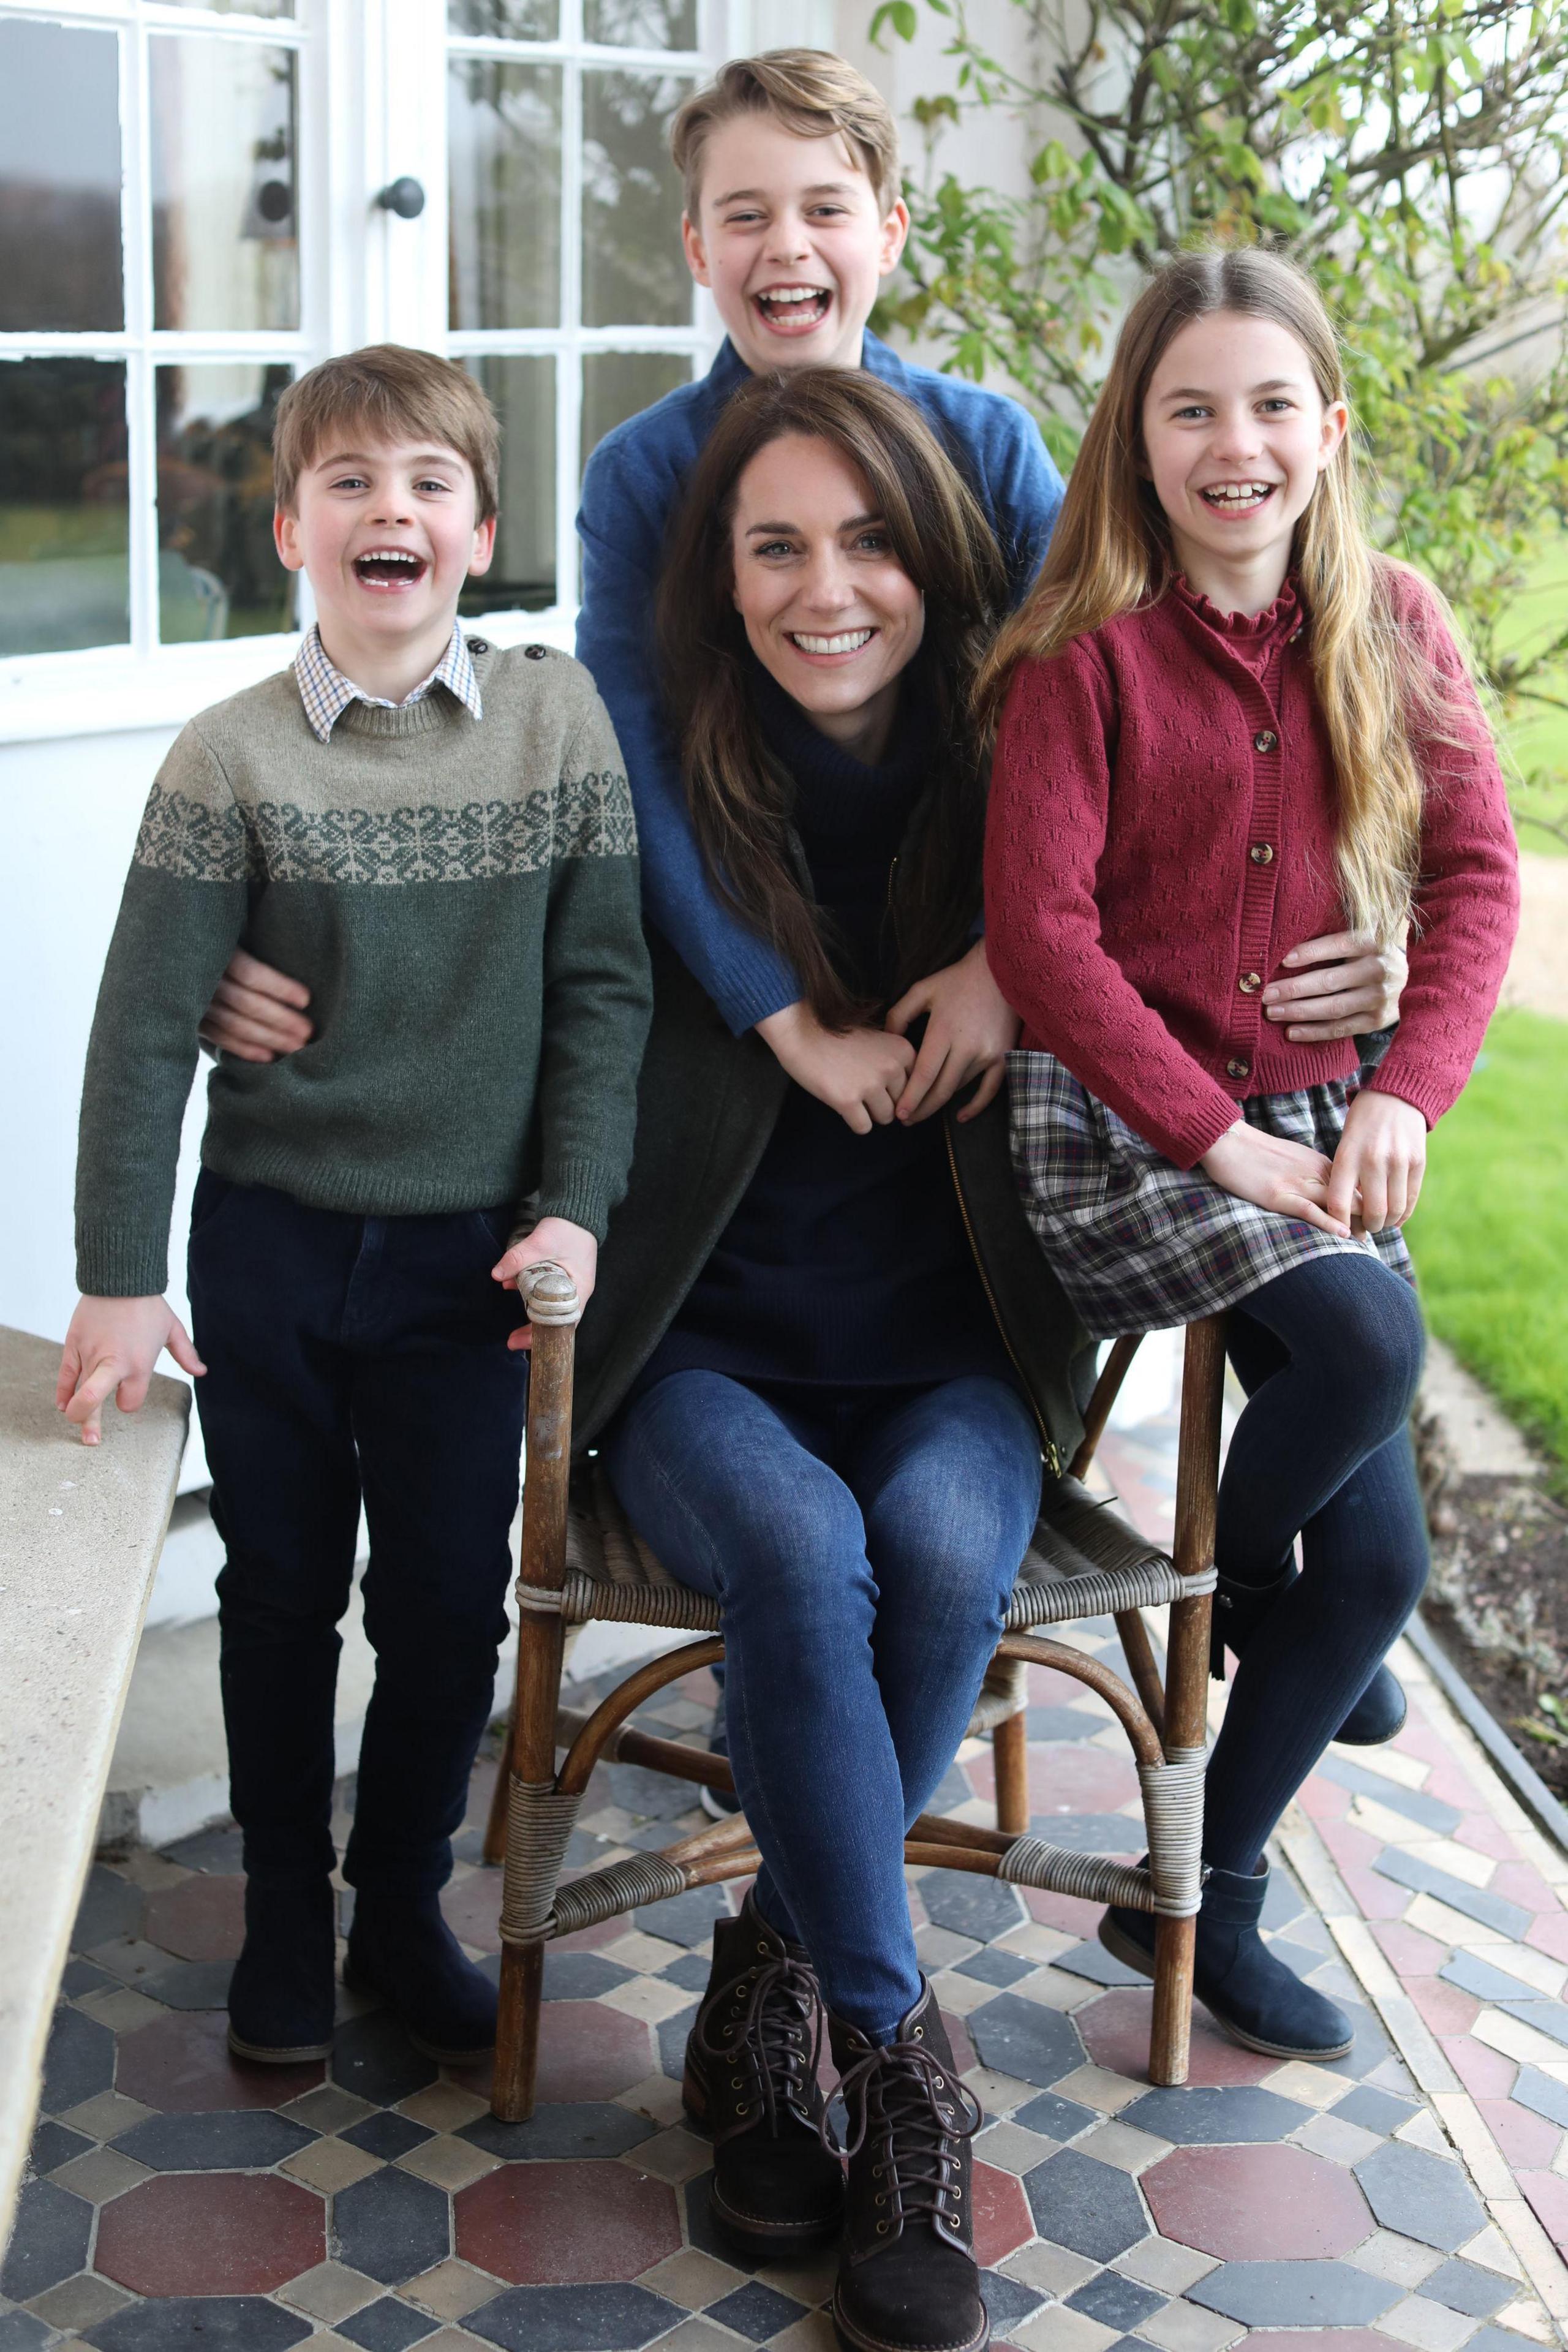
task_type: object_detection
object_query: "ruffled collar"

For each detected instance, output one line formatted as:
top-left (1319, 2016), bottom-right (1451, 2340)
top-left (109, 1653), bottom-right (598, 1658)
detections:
top-left (1172, 571), bottom-right (1302, 643)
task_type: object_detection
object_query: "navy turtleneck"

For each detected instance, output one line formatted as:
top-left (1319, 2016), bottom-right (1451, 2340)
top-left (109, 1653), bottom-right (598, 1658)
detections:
top-left (639, 667), bottom-right (1010, 1393)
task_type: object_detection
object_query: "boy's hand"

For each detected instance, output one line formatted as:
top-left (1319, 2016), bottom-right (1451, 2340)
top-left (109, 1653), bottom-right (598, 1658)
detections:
top-left (886, 940), bottom-right (1021, 1125)
top-left (492, 1217), bottom-right (598, 1352)
top-left (1199, 1121), bottom-right (1353, 1238)
top-left (56, 1296), bottom-right (206, 1445)
top-left (198, 949), bottom-right (314, 1063)
top-left (1262, 929), bottom-right (1408, 1043)
top-left (755, 1001), bottom-right (917, 1134)
top-left (1326, 1089), bottom-right (1427, 1234)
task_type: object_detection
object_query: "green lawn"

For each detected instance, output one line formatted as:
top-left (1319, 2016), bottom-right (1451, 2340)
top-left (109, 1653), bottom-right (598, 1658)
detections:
top-left (1409, 1009), bottom-right (1568, 1480)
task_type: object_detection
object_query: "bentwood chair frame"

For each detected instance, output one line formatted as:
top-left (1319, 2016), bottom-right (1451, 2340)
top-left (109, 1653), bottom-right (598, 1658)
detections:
top-left (490, 1265), bottom-right (1224, 2121)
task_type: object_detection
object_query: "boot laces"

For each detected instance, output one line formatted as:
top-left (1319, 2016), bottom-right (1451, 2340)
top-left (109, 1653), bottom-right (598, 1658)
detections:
top-left (828, 2035), bottom-right (981, 2232)
top-left (695, 1953), bottom-right (823, 2136)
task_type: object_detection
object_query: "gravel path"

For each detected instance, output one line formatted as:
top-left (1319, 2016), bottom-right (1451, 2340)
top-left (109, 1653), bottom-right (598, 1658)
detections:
top-left (1502, 852), bottom-right (1568, 1022)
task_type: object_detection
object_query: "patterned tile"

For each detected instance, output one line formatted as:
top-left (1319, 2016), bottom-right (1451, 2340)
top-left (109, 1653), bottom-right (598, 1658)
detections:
top-left (1142, 2143), bottom-right (1373, 2258)
top-left (1354, 2141), bottom-right (1488, 2251)
top-left (1186, 2259), bottom-right (1401, 2326)
top-left (93, 2173), bottom-right (325, 2296)
top-left (333, 2166), bottom-right (453, 2285)
top-left (0, 2177), bottom-right (92, 2300)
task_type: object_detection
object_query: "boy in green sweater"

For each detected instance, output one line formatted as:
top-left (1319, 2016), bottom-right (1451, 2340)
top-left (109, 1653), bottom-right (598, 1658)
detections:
top-left (59, 345), bottom-right (652, 2065)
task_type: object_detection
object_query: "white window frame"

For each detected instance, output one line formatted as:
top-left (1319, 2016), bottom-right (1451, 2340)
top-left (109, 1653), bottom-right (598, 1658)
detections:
top-left (0, 0), bottom-right (829, 739)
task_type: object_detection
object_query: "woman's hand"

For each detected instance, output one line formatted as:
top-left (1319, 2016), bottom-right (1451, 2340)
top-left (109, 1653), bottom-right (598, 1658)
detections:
top-left (885, 940), bottom-right (1022, 1125)
top-left (1199, 1121), bottom-right (1353, 1238)
top-left (492, 1216), bottom-right (599, 1353)
top-left (1262, 929), bottom-right (1408, 1044)
top-left (755, 1002), bottom-right (917, 1134)
top-left (1326, 1090), bottom-right (1427, 1235)
top-left (198, 949), bottom-right (314, 1063)
top-left (57, 1295), bottom-right (206, 1444)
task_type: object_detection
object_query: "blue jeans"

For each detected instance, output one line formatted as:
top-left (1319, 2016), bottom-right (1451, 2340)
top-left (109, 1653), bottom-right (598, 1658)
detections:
top-left (603, 1371), bottom-right (1043, 2038)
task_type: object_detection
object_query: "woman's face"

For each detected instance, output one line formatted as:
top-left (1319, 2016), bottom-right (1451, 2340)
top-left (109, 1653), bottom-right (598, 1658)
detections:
top-left (729, 433), bottom-right (925, 749)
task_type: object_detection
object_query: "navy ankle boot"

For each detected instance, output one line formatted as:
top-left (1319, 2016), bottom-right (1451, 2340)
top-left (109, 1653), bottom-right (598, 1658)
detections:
top-left (227, 1874), bottom-right (337, 2063)
top-left (345, 1888), bottom-right (497, 2062)
top-left (1099, 1860), bottom-right (1353, 2060)
top-left (1213, 1569), bottom-right (1406, 1746)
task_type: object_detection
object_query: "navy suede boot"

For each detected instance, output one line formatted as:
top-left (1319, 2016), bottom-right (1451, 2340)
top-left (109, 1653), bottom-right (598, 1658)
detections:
top-left (227, 1874), bottom-right (337, 2063)
top-left (1099, 1860), bottom-right (1353, 2060)
top-left (345, 1888), bottom-right (497, 2062)
top-left (1213, 1569), bottom-right (1406, 1746)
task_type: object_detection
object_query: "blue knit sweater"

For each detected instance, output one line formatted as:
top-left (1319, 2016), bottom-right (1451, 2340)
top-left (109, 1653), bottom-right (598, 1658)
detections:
top-left (576, 332), bottom-right (1064, 1033)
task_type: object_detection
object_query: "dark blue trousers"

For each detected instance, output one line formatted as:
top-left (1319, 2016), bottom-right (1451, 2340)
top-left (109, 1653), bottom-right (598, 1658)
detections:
top-left (187, 1174), bottom-right (528, 1895)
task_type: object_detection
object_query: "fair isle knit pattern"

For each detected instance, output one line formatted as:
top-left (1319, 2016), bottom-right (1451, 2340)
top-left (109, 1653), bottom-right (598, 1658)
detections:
top-left (76, 640), bottom-right (652, 1297)
top-left (293, 619), bottom-right (483, 741)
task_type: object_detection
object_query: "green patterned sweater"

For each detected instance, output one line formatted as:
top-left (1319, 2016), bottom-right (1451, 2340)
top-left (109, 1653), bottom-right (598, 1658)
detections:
top-left (75, 643), bottom-right (652, 1296)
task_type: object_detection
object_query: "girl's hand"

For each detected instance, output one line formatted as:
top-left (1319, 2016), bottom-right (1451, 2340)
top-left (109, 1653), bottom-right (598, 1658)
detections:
top-left (56, 1295), bottom-right (207, 1444)
top-left (885, 940), bottom-right (1022, 1125)
top-left (1262, 929), bottom-right (1408, 1044)
top-left (1199, 1121), bottom-right (1352, 1238)
top-left (198, 949), bottom-right (314, 1063)
top-left (755, 1001), bottom-right (917, 1134)
top-left (1325, 1090), bottom-right (1427, 1234)
top-left (492, 1217), bottom-right (599, 1354)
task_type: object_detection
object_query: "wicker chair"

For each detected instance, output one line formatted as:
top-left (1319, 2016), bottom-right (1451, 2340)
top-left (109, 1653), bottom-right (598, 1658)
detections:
top-left (488, 1266), bottom-right (1224, 2120)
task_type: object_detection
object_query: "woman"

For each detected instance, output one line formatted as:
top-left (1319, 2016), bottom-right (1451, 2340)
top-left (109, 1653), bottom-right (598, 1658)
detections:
top-left (200, 372), bottom-right (1406, 2352)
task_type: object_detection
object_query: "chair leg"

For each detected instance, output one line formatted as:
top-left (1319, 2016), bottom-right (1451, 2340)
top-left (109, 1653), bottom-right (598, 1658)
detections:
top-left (483, 1715), bottom-right (511, 1867)
top-left (992, 1709), bottom-right (1030, 1838)
top-left (1148, 1316), bottom-right (1225, 2089)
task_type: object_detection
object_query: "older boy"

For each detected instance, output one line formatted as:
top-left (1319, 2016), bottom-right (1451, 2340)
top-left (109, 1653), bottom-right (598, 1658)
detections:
top-left (60, 345), bottom-right (651, 2065)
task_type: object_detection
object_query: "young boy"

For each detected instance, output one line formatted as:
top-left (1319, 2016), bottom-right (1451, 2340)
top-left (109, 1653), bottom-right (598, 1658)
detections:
top-left (579, 48), bottom-right (1065, 1097)
top-left (59, 344), bottom-right (652, 2065)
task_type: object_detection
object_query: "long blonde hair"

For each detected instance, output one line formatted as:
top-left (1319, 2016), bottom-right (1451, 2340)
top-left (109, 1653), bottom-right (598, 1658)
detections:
top-left (977, 247), bottom-right (1468, 943)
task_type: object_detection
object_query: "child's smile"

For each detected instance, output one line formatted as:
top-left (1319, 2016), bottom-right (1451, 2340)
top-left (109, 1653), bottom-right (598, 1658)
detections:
top-left (1141, 311), bottom-right (1348, 613)
top-left (682, 117), bottom-right (907, 377)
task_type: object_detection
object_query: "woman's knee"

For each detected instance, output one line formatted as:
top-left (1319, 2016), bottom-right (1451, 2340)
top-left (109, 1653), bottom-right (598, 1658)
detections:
top-left (1257, 1256), bottom-right (1425, 1431)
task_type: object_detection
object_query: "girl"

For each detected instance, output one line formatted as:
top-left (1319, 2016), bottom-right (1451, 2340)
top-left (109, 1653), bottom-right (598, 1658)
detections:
top-left (982, 247), bottom-right (1519, 2062)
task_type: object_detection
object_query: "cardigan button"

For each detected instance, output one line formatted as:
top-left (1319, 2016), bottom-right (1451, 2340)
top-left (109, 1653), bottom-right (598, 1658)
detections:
top-left (1250, 842), bottom-right (1274, 864)
top-left (524, 643), bottom-right (549, 659)
top-left (467, 637), bottom-right (489, 655)
top-left (1253, 728), bottom-right (1278, 754)
top-left (1238, 972), bottom-right (1262, 994)
top-left (1227, 1057), bottom-right (1251, 1079)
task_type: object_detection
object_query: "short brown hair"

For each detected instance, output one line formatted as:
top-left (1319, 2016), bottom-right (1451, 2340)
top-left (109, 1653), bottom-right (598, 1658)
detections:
top-left (670, 50), bottom-right (901, 218)
top-left (273, 345), bottom-right (501, 521)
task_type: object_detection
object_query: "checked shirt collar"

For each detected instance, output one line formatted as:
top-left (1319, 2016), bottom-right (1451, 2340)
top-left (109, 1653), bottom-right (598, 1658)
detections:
top-left (293, 621), bottom-right (482, 743)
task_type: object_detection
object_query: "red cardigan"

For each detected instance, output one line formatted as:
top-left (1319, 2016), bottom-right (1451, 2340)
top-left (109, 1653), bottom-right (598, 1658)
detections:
top-left (984, 567), bottom-right (1520, 1167)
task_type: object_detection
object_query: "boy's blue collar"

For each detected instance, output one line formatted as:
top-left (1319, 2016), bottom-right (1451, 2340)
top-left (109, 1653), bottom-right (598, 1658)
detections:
top-left (706, 329), bottom-right (910, 401)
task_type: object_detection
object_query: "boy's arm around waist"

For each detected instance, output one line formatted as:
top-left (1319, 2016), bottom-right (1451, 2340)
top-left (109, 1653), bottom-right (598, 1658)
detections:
top-left (531, 682), bottom-right (654, 1245)
top-left (575, 437), bottom-right (800, 1032)
top-left (75, 726), bottom-right (251, 1296)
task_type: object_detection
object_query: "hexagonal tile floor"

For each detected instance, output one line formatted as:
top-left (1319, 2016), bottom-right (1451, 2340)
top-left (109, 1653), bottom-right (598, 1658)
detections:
top-left (6, 1408), bottom-right (1568, 2352)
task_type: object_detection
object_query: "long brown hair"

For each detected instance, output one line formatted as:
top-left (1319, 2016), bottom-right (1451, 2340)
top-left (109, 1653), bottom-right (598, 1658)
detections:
top-left (976, 247), bottom-right (1476, 944)
top-left (658, 368), bottom-right (1008, 1028)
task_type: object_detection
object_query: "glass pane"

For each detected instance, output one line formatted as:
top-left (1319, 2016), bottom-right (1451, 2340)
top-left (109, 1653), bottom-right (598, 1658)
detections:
top-left (582, 72), bottom-right (692, 328)
top-left (156, 366), bottom-right (294, 646)
top-left (584, 0), bottom-right (697, 45)
top-left (582, 353), bottom-right (690, 475)
top-left (448, 0), bottom-right (557, 35)
top-left (460, 357), bottom-right (556, 614)
top-left (448, 61), bottom-right (562, 331)
top-left (161, 0), bottom-right (295, 15)
top-left (0, 361), bottom-right (128, 657)
top-left (149, 36), bottom-right (298, 331)
top-left (0, 19), bottom-right (122, 331)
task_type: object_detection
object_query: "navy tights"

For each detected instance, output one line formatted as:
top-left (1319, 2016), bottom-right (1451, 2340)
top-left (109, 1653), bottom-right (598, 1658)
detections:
top-left (1200, 1253), bottom-right (1429, 1877)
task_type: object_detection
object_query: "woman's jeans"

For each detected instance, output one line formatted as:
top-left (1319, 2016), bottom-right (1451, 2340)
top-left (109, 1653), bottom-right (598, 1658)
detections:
top-left (603, 1370), bottom-right (1043, 2040)
top-left (187, 1175), bottom-right (528, 1898)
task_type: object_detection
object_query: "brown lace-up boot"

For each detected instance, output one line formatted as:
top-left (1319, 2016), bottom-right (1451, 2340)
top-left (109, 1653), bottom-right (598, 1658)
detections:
top-left (683, 1890), bottom-right (845, 2261)
top-left (826, 1982), bottom-right (987, 2352)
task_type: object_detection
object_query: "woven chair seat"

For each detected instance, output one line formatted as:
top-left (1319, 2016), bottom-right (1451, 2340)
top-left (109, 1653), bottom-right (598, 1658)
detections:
top-left (557, 1464), bottom-right (1212, 1638)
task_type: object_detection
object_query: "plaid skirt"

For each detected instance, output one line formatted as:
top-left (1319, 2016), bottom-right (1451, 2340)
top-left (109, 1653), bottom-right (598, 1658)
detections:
top-left (1007, 1049), bottom-right (1415, 1341)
